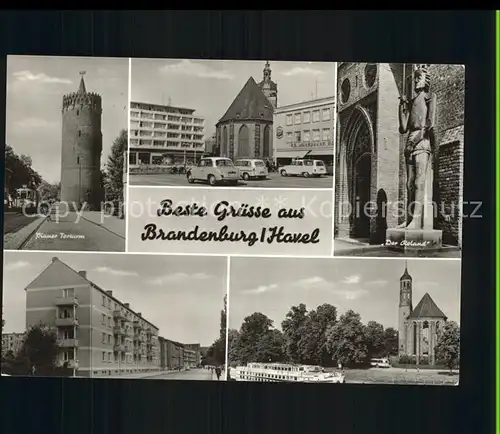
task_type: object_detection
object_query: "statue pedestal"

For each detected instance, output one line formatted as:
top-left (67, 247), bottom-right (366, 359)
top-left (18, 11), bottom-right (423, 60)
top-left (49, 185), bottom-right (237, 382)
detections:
top-left (385, 228), bottom-right (443, 252)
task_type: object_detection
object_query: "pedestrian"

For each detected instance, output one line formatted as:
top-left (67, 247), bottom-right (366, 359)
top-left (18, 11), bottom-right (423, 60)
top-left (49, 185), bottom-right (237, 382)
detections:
top-left (215, 366), bottom-right (222, 380)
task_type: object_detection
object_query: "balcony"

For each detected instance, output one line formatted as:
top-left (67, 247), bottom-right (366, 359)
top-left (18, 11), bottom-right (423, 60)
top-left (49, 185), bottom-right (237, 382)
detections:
top-left (114, 343), bottom-right (125, 352)
top-left (58, 338), bottom-right (79, 348)
top-left (133, 320), bottom-right (142, 329)
top-left (55, 317), bottom-right (79, 327)
top-left (113, 326), bottom-right (126, 335)
top-left (55, 296), bottom-right (79, 307)
top-left (113, 310), bottom-right (127, 320)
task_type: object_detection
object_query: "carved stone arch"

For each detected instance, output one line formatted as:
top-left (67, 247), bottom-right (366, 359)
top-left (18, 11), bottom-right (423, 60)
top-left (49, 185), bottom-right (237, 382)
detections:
top-left (342, 104), bottom-right (376, 157)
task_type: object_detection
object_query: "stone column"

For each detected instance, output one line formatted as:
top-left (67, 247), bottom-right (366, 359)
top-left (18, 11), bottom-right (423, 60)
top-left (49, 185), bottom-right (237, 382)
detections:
top-left (336, 145), bottom-right (350, 237)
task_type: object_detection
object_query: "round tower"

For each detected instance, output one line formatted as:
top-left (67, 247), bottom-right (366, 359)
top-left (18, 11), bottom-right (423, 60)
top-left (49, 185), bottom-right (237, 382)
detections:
top-left (398, 261), bottom-right (413, 356)
top-left (60, 73), bottom-right (103, 210)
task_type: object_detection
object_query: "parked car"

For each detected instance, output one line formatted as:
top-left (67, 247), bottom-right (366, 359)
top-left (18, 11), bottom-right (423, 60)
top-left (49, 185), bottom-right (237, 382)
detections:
top-left (234, 158), bottom-right (268, 180)
top-left (280, 159), bottom-right (327, 177)
top-left (370, 358), bottom-right (391, 368)
top-left (187, 157), bottom-right (240, 186)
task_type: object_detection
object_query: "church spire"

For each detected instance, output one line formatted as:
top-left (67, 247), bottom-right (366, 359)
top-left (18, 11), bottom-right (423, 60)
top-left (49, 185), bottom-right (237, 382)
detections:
top-left (263, 61), bottom-right (272, 80)
top-left (400, 261), bottom-right (412, 281)
top-left (78, 71), bottom-right (87, 94)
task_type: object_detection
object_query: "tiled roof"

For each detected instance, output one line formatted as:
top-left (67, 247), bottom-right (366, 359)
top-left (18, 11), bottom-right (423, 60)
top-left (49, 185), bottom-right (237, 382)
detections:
top-left (407, 293), bottom-right (447, 320)
top-left (218, 77), bottom-right (274, 124)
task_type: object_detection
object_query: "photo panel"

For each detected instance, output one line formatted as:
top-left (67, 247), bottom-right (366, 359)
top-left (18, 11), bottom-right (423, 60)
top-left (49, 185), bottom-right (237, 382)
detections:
top-left (4, 55), bottom-right (129, 252)
top-left (333, 63), bottom-right (464, 259)
top-left (2, 251), bottom-right (228, 381)
top-left (227, 256), bottom-right (461, 386)
top-left (128, 58), bottom-right (337, 189)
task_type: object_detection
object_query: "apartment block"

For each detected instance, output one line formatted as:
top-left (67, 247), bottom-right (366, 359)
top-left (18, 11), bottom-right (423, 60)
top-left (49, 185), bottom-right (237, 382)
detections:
top-left (129, 101), bottom-right (205, 166)
top-left (25, 257), bottom-right (160, 377)
top-left (158, 338), bottom-right (200, 370)
top-left (2, 332), bottom-right (26, 356)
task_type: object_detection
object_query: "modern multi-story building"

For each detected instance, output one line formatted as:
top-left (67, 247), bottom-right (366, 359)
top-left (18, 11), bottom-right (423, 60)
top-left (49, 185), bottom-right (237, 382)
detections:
top-left (25, 257), bottom-right (160, 377)
top-left (129, 102), bottom-right (205, 166)
top-left (158, 338), bottom-right (201, 370)
top-left (183, 347), bottom-right (197, 369)
top-left (273, 96), bottom-right (336, 166)
top-left (2, 332), bottom-right (25, 356)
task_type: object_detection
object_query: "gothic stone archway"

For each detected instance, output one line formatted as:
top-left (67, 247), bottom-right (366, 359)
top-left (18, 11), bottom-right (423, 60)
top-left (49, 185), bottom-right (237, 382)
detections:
top-left (336, 105), bottom-right (376, 241)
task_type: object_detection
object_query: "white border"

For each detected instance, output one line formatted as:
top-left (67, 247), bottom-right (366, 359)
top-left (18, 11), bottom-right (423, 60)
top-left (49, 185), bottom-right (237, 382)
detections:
top-left (331, 62), bottom-right (338, 257)
top-left (224, 256), bottom-right (231, 380)
top-left (125, 57), bottom-right (132, 253)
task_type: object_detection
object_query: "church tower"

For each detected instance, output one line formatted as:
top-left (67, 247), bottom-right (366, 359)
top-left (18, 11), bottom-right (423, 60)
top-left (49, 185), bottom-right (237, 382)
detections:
top-left (258, 61), bottom-right (278, 109)
top-left (398, 261), bottom-right (413, 355)
top-left (60, 72), bottom-right (103, 210)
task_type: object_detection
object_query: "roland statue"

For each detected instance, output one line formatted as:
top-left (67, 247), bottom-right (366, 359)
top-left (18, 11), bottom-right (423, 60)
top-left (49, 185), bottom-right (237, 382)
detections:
top-left (397, 64), bottom-right (437, 230)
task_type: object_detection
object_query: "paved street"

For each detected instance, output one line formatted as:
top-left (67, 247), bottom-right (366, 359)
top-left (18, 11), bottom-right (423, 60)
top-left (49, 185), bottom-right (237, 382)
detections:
top-left (4, 212), bottom-right (38, 234)
top-left (130, 172), bottom-right (334, 189)
top-left (8, 210), bottom-right (125, 252)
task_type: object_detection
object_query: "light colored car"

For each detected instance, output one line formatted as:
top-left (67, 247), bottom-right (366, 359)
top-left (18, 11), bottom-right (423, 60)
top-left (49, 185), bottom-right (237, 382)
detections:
top-left (370, 358), bottom-right (391, 368)
top-left (280, 159), bottom-right (327, 177)
top-left (234, 158), bottom-right (268, 181)
top-left (187, 157), bottom-right (240, 186)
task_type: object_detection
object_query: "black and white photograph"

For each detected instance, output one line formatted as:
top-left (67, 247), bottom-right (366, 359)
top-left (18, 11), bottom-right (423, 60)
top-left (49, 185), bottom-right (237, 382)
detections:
top-left (1, 252), bottom-right (228, 380)
top-left (128, 58), bottom-right (336, 188)
top-left (4, 56), bottom-right (128, 252)
top-left (334, 63), bottom-right (465, 258)
top-left (227, 257), bottom-right (460, 386)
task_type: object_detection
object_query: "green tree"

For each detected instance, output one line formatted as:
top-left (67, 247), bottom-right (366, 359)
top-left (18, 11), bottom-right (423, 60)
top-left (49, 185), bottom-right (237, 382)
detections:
top-left (104, 130), bottom-right (127, 216)
top-left (254, 329), bottom-right (285, 363)
top-left (326, 310), bottom-right (368, 366)
top-left (435, 321), bottom-right (460, 373)
top-left (16, 324), bottom-right (60, 375)
top-left (281, 303), bottom-right (308, 363)
top-left (298, 303), bottom-right (337, 365)
top-left (382, 327), bottom-right (399, 356)
top-left (37, 180), bottom-right (61, 201)
top-left (235, 312), bottom-right (276, 364)
top-left (364, 320), bottom-right (386, 358)
top-left (227, 328), bottom-right (240, 364)
top-left (5, 145), bottom-right (42, 193)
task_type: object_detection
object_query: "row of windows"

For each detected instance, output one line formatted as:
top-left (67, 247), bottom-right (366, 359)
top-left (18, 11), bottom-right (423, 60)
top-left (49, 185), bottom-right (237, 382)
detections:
top-left (130, 110), bottom-right (204, 124)
top-left (285, 108), bottom-right (331, 126)
top-left (286, 128), bottom-right (332, 143)
top-left (130, 139), bottom-right (204, 148)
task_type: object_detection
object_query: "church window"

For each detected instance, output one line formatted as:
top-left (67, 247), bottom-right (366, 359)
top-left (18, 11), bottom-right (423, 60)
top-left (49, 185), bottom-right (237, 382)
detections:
top-left (294, 113), bottom-right (301, 125)
top-left (303, 112), bottom-right (311, 123)
top-left (340, 78), bottom-right (351, 104)
top-left (286, 114), bottom-right (293, 126)
top-left (312, 110), bottom-right (320, 123)
top-left (322, 108), bottom-right (331, 121)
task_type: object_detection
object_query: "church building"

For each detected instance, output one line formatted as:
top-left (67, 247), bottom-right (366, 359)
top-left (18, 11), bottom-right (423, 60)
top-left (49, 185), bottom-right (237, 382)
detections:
top-left (215, 61), bottom-right (277, 160)
top-left (398, 263), bottom-right (448, 365)
top-left (334, 63), bottom-right (464, 247)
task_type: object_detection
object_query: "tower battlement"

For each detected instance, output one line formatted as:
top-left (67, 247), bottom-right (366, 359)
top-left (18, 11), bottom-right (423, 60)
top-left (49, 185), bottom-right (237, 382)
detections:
top-left (62, 91), bottom-right (102, 112)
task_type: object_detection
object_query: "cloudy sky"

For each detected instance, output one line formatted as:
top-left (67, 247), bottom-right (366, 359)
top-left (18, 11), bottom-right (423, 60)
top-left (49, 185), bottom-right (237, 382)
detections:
top-left (131, 58), bottom-right (336, 139)
top-left (6, 55), bottom-right (129, 183)
top-left (3, 252), bottom-right (227, 346)
top-left (228, 258), bottom-right (461, 331)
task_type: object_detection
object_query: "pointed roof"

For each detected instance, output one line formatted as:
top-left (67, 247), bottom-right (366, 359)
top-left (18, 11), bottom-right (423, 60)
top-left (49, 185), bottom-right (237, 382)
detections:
top-left (218, 77), bottom-right (274, 124)
top-left (400, 261), bottom-right (412, 281)
top-left (25, 257), bottom-right (89, 290)
top-left (407, 293), bottom-right (447, 320)
top-left (78, 74), bottom-right (87, 94)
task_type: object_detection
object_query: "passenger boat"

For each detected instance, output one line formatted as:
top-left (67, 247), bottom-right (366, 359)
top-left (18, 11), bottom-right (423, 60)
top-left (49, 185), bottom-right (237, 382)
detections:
top-left (231, 362), bottom-right (345, 383)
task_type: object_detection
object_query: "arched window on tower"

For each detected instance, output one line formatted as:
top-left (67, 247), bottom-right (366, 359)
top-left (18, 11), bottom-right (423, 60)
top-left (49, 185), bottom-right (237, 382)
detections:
top-left (76, 109), bottom-right (79, 116)
top-left (78, 130), bottom-right (81, 137)
top-left (77, 157), bottom-right (80, 164)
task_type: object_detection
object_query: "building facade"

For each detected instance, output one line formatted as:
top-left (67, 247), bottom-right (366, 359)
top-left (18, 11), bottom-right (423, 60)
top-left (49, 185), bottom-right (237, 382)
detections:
top-left (60, 74), bottom-right (103, 210)
top-left (273, 96), bottom-right (336, 166)
top-left (184, 343), bottom-right (201, 366)
top-left (2, 332), bottom-right (25, 356)
top-left (216, 63), bottom-right (275, 161)
top-left (398, 263), bottom-right (448, 365)
top-left (25, 257), bottom-right (160, 377)
top-left (334, 62), bottom-right (464, 246)
top-left (129, 102), bottom-right (205, 166)
top-left (158, 338), bottom-right (201, 370)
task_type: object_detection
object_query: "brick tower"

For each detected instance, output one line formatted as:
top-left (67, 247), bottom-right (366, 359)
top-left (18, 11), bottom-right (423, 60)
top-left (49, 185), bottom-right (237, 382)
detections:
top-left (398, 261), bottom-right (413, 355)
top-left (60, 72), bottom-right (103, 210)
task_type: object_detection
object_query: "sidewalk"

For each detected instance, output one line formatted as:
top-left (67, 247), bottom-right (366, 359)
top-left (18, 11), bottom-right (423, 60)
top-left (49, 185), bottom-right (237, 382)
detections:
top-left (4, 215), bottom-right (46, 250)
top-left (80, 211), bottom-right (126, 239)
top-left (98, 370), bottom-right (176, 379)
